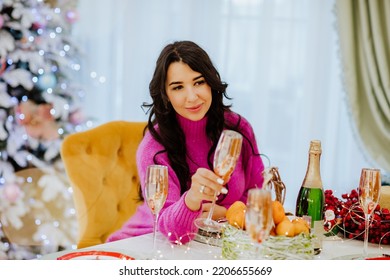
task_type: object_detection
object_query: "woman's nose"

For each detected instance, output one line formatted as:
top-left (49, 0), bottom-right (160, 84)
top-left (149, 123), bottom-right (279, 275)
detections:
top-left (186, 87), bottom-right (198, 101)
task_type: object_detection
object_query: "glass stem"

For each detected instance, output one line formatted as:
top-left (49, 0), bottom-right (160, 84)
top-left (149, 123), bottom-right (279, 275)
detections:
top-left (153, 213), bottom-right (159, 253)
top-left (363, 213), bottom-right (370, 257)
top-left (206, 192), bottom-right (218, 221)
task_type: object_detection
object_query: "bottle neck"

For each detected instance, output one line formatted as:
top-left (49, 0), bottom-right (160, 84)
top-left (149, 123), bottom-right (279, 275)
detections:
top-left (302, 152), bottom-right (323, 189)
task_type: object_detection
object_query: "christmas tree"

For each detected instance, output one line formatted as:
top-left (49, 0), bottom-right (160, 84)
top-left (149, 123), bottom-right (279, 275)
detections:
top-left (0, 0), bottom-right (85, 259)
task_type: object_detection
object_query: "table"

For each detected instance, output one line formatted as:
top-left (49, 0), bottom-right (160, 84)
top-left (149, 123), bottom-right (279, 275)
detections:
top-left (39, 233), bottom-right (390, 260)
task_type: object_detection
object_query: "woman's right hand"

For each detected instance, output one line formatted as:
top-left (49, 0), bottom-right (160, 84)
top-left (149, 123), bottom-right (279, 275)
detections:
top-left (184, 167), bottom-right (227, 212)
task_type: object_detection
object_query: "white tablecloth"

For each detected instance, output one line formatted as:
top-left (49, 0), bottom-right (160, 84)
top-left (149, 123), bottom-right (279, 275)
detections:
top-left (40, 233), bottom-right (390, 260)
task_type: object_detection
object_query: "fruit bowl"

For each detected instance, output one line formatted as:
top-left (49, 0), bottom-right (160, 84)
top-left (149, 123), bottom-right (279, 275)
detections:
top-left (221, 224), bottom-right (314, 260)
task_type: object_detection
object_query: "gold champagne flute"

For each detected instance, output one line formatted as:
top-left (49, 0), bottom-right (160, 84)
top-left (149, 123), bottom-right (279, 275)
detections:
top-left (194, 130), bottom-right (243, 232)
top-left (145, 165), bottom-right (168, 256)
top-left (245, 188), bottom-right (273, 248)
top-left (358, 168), bottom-right (381, 258)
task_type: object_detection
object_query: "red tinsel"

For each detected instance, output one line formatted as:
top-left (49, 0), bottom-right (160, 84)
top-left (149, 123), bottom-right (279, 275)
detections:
top-left (324, 189), bottom-right (390, 245)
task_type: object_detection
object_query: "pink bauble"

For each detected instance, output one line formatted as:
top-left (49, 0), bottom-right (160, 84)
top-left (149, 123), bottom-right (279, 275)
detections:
top-left (69, 109), bottom-right (85, 125)
top-left (3, 183), bottom-right (22, 203)
top-left (66, 10), bottom-right (79, 23)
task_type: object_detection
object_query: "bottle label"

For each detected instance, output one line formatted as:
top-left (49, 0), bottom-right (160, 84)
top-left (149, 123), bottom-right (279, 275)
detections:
top-left (312, 220), bottom-right (324, 250)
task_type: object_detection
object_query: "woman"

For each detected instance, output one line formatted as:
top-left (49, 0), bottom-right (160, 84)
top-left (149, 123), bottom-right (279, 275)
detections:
top-left (107, 40), bottom-right (264, 244)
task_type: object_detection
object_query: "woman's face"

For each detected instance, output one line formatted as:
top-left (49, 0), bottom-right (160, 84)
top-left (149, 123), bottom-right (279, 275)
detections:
top-left (165, 61), bottom-right (212, 121)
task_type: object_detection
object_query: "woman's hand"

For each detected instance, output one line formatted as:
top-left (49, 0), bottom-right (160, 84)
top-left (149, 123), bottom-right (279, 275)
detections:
top-left (201, 203), bottom-right (227, 221)
top-left (184, 167), bottom-right (227, 212)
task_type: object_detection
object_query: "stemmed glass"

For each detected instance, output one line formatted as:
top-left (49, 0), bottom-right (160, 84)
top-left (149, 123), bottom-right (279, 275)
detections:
top-left (358, 168), bottom-right (381, 258)
top-left (245, 188), bottom-right (273, 257)
top-left (194, 130), bottom-right (243, 233)
top-left (145, 165), bottom-right (169, 255)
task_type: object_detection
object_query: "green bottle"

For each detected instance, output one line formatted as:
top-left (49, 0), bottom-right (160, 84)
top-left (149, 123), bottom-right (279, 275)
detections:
top-left (295, 140), bottom-right (324, 254)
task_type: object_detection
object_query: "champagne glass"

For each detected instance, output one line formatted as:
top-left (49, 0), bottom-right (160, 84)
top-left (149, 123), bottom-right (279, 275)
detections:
top-left (358, 168), bottom-right (381, 258)
top-left (145, 165), bottom-right (168, 255)
top-left (194, 130), bottom-right (243, 233)
top-left (245, 188), bottom-right (273, 251)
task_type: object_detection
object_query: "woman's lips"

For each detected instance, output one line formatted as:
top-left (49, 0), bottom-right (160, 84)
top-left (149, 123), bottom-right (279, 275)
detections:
top-left (187, 104), bottom-right (202, 112)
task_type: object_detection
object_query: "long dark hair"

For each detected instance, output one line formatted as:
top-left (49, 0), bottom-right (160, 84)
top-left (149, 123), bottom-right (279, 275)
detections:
top-left (143, 41), bottom-right (239, 195)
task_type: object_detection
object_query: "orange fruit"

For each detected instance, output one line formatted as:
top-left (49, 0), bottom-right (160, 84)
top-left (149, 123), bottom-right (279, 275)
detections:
top-left (272, 200), bottom-right (286, 225)
top-left (275, 219), bottom-right (295, 237)
top-left (269, 225), bottom-right (276, 236)
top-left (226, 201), bottom-right (246, 229)
top-left (292, 218), bottom-right (310, 236)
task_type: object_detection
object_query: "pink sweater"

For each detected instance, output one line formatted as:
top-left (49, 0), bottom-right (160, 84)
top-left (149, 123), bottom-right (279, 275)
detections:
top-left (107, 112), bottom-right (264, 244)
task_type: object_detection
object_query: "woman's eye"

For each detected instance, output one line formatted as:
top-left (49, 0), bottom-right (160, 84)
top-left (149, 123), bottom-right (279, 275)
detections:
top-left (195, 80), bottom-right (205, 86)
top-left (172, 85), bottom-right (183, 91)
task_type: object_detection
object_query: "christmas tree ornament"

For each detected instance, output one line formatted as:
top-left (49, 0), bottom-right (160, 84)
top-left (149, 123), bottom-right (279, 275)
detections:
top-left (3, 183), bottom-right (22, 203)
top-left (65, 10), bottom-right (79, 23)
top-left (35, 72), bottom-right (57, 90)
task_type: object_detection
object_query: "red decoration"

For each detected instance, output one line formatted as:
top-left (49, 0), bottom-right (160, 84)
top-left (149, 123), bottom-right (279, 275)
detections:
top-left (324, 189), bottom-right (390, 245)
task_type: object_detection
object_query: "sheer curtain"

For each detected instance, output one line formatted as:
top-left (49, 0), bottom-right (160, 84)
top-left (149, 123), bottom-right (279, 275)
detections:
top-left (336, 0), bottom-right (390, 176)
top-left (72, 0), bottom-right (369, 211)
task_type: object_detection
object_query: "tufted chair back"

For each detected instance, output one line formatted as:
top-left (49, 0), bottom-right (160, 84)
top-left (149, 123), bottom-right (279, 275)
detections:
top-left (60, 121), bottom-right (146, 248)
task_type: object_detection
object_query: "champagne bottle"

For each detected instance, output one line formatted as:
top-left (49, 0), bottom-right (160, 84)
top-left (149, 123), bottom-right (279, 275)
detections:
top-left (295, 140), bottom-right (324, 255)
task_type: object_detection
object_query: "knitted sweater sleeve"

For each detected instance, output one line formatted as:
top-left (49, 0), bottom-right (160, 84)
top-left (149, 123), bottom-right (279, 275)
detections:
top-left (137, 132), bottom-right (201, 244)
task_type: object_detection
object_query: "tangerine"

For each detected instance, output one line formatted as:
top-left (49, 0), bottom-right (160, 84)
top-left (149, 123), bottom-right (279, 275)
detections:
top-left (292, 218), bottom-right (310, 235)
top-left (269, 225), bottom-right (276, 236)
top-left (226, 201), bottom-right (246, 229)
top-left (275, 219), bottom-right (295, 237)
top-left (272, 200), bottom-right (286, 225)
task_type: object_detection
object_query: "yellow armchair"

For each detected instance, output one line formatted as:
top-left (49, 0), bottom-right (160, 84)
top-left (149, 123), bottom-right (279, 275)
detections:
top-left (60, 121), bottom-right (146, 248)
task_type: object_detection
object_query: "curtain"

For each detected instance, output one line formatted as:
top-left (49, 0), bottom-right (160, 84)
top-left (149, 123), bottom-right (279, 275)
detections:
top-left (336, 0), bottom-right (390, 174)
top-left (72, 0), bottom-right (371, 211)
